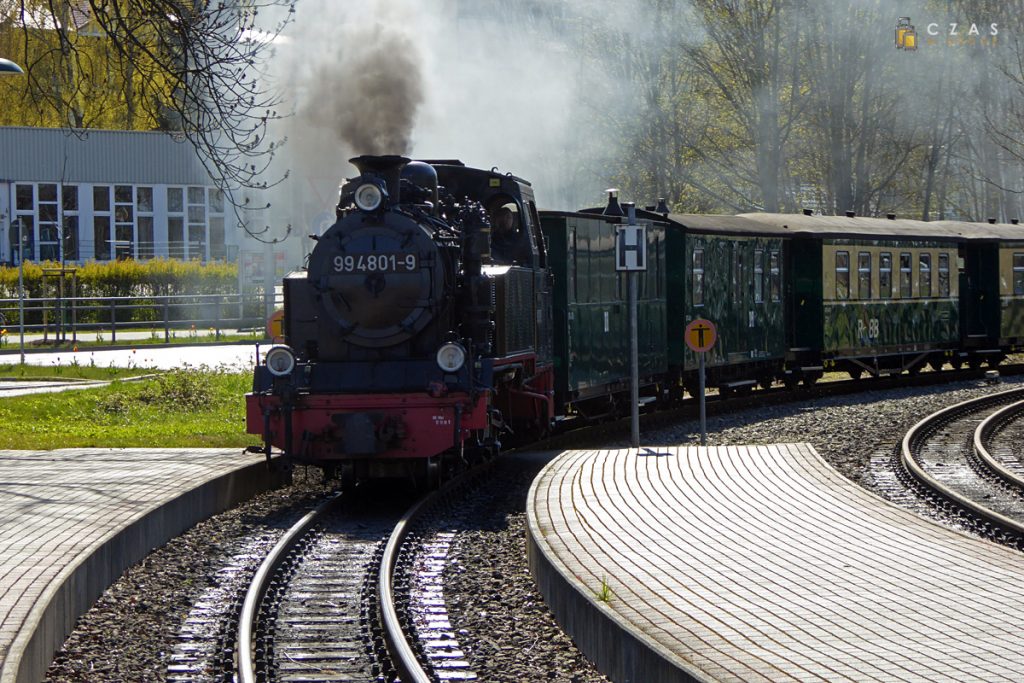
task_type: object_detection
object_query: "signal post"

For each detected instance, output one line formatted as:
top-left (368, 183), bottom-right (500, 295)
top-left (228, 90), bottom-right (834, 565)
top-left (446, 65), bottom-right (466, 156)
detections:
top-left (685, 318), bottom-right (717, 446)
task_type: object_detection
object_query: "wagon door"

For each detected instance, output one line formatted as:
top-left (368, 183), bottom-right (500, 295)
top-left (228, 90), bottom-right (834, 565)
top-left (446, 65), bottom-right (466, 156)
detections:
top-left (960, 242), bottom-right (998, 345)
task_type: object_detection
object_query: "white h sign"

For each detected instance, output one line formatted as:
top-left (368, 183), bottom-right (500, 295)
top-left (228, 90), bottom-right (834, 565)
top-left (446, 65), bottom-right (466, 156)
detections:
top-left (616, 225), bottom-right (647, 271)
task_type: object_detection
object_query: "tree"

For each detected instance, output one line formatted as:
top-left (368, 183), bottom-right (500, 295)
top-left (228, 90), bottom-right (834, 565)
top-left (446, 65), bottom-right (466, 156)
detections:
top-left (0, 0), bottom-right (296, 237)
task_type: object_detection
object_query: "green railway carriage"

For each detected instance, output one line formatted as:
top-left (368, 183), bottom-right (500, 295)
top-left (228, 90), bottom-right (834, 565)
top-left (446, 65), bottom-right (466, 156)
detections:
top-left (740, 213), bottom-right (971, 376)
top-left (540, 211), bottom-right (668, 414)
top-left (933, 220), bottom-right (1024, 360)
top-left (663, 215), bottom-right (790, 393)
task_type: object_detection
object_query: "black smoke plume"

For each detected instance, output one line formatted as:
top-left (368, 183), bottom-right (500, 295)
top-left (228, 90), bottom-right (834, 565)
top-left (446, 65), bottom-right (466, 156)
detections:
top-left (307, 23), bottom-right (424, 155)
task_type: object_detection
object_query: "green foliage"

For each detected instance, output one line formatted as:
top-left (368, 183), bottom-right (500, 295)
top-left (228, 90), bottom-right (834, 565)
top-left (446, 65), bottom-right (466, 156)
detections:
top-left (0, 366), bottom-right (253, 449)
top-left (0, 258), bottom-right (237, 300)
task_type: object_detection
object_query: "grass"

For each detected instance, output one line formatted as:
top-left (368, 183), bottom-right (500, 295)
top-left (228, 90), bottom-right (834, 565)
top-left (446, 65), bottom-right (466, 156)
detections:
top-left (596, 576), bottom-right (613, 603)
top-left (0, 361), bottom-right (154, 381)
top-left (6, 330), bottom-right (267, 351)
top-left (0, 366), bottom-right (257, 449)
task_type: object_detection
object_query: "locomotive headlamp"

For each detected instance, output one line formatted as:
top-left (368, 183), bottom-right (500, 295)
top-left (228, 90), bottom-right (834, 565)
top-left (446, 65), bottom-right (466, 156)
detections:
top-left (436, 342), bottom-right (467, 373)
top-left (354, 182), bottom-right (385, 212)
top-left (265, 345), bottom-right (297, 377)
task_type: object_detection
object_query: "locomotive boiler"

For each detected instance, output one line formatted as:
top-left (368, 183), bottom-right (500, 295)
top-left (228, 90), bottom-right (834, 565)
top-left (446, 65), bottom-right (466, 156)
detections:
top-left (246, 155), bottom-right (554, 488)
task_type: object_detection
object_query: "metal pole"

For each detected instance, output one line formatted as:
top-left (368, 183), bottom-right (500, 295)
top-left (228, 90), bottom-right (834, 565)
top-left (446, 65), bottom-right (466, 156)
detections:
top-left (629, 270), bottom-right (639, 448)
top-left (699, 352), bottom-right (707, 446)
top-left (17, 220), bottom-right (25, 364)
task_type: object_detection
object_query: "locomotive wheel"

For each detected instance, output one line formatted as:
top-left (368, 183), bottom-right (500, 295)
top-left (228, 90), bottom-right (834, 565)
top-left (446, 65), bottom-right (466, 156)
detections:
top-left (928, 360), bottom-right (945, 372)
top-left (758, 376), bottom-right (774, 391)
top-left (968, 357), bottom-right (983, 370)
top-left (783, 375), bottom-right (800, 390)
top-left (987, 354), bottom-right (1005, 368)
top-left (848, 368), bottom-right (862, 380)
top-left (803, 373), bottom-right (821, 387)
top-left (339, 462), bottom-right (356, 493)
top-left (424, 456), bottom-right (441, 490)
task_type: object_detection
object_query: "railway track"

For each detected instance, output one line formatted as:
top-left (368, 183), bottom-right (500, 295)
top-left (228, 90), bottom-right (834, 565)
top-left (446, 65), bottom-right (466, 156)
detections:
top-left (235, 469), bottom-right (494, 683)
top-left (900, 387), bottom-right (1024, 540)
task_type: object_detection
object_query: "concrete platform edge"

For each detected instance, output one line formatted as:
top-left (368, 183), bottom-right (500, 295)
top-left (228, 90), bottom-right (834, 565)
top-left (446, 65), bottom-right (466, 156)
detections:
top-left (525, 455), bottom-right (715, 683)
top-left (2, 456), bottom-right (285, 683)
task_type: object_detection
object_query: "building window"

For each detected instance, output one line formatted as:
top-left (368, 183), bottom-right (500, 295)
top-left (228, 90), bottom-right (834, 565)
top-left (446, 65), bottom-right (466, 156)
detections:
top-left (208, 189), bottom-right (226, 260)
top-left (12, 183), bottom-right (34, 262)
top-left (900, 252), bottom-right (912, 298)
top-left (835, 250), bottom-right (850, 300)
top-left (938, 252), bottom-right (950, 297)
top-left (62, 185), bottom-right (79, 261)
top-left (114, 185), bottom-right (134, 259)
top-left (753, 249), bottom-right (764, 303)
top-left (37, 184), bottom-right (59, 261)
top-left (167, 187), bottom-right (185, 259)
top-left (137, 186), bottom-right (154, 259)
top-left (93, 185), bottom-right (111, 260)
top-left (919, 252), bottom-right (931, 297)
top-left (879, 252), bottom-right (892, 299)
top-left (769, 250), bottom-right (781, 302)
top-left (858, 251), bottom-right (871, 299)
top-left (188, 186), bottom-right (206, 260)
top-left (1014, 254), bottom-right (1024, 295)
top-left (692, 248), bottom-right (704, 306)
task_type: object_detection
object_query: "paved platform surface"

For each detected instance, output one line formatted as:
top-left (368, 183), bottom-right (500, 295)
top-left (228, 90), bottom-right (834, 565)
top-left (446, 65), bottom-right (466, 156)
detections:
top-left (527, 444), bottom-right (1024, 682)
top-left (0, 448), bottom-right (279, 683)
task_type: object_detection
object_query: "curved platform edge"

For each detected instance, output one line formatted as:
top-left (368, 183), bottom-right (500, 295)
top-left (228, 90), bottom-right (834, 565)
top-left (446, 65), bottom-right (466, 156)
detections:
top-left (1, 456), bottom-right (286, 683)
top-left (526, 458), bottom-right (716, 683)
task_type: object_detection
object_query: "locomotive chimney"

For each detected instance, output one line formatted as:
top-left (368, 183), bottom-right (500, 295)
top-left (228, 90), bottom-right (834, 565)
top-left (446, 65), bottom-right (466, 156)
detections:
top-left (886, 213), bottom-right (896, 220)
top-left (349, 155), bottom-right (410, 204)
top-left (655, 198), bottom-right (670, 216)
top-left (1013, 219), bottom-right (1020, 225)
top-left (802, 209), bottom-right (813, 216)
top-left (603, 189), bottom-right (624, 217)
top-left (988, 218), bottom-right (997, 224)
top-left (845, 210), bottom-right (856, 218)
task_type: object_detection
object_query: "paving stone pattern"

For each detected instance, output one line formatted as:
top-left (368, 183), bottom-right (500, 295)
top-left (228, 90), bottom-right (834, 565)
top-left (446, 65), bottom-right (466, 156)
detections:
top-left (0, 448), bottom-right (267, 683)
top-left (529, 444), bottom-right (1024, 682)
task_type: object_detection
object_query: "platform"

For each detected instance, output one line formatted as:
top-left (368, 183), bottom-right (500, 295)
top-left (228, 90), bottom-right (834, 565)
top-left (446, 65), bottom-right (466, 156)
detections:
top-left (527, 444), bottom-right (1024, 682)
top-left (0, 448), bottom-right (282, 683)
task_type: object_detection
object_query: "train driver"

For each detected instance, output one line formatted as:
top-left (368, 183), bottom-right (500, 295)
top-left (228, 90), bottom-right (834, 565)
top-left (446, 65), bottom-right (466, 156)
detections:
top-left (490, 205), bottom-right (531, 265)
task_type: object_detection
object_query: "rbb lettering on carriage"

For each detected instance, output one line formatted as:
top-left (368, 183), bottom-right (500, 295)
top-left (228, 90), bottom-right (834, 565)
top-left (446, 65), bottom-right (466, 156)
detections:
top-left (333, 253), bottom-right (418, 273)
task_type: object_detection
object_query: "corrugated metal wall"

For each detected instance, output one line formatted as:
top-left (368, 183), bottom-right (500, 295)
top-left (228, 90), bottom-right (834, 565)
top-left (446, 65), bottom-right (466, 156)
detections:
top-left (0, 126), bottom-right (212, 185)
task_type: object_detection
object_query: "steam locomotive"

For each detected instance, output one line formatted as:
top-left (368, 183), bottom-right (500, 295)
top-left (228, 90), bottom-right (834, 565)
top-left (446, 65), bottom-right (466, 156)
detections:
top-left (247, 154), bottom-right (1024, 488)
top-left (246, 155), bottom-right (554, 488)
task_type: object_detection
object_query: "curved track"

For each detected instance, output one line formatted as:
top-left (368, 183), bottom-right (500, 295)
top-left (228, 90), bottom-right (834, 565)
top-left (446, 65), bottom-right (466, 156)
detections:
top-left (900, 387), bottom-right (1024, 536)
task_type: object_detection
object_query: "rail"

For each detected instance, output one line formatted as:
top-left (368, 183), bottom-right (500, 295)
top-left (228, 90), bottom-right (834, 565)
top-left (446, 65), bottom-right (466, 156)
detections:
top-left (0, 291), bottom-right (278, 345)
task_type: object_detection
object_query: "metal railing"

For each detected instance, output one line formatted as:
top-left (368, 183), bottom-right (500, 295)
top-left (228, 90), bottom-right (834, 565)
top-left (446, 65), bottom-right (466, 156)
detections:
top-left (0, 291), bottom-right (278, 345)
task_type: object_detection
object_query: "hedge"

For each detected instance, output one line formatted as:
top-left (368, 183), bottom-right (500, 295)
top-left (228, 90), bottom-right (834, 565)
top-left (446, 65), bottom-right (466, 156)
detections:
top-left (0, 258), bottom-right (238, 299)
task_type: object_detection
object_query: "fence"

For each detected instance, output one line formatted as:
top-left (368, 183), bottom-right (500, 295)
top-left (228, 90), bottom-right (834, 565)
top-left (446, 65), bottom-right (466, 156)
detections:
top-left (0, 291), bottom-right (279, 345)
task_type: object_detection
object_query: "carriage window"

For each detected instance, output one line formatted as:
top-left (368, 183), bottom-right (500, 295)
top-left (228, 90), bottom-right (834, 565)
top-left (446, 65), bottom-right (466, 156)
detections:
top-left (858, 252), bottom-right (871, 299)
top-left (900, 252), bottom-right (912, 298)
top-left (1014, 253), bottom-right (1024, 295)
top-left (938, 253), bottom-right (950, 297)
top-left (919, 253), bottom-right (931, 297)
top-left (733, 246), bottom-right (744, 299)
top-left (835, 251), bottom-right (850, 300)
top-left (693, 248), bottom-right (704, 306)
top-left (753, 249), bottom-right (764, 303)
top-left (770, 250), bottom-right (781, 302)
top-left (879, 252), bottom-right (892, 299)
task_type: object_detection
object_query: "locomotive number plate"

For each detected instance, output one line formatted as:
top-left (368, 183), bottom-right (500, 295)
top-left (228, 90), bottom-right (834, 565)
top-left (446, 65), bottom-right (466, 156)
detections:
top-left (333, 253), bottom-right (418, 273)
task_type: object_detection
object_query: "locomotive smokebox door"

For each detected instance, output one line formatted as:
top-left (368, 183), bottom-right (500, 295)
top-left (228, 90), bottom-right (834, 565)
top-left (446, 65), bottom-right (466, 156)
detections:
top-left (307, 216), bottom-right (444, 348)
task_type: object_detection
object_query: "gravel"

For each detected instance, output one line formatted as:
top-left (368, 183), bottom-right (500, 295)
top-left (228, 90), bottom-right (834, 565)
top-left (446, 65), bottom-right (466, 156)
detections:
top-left (43, 376), bottom-right (1022, 681)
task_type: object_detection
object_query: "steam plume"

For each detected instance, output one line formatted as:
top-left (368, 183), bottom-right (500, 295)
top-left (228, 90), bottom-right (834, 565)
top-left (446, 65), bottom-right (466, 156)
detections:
top-left (305, 23), bottom-right (424, 155)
